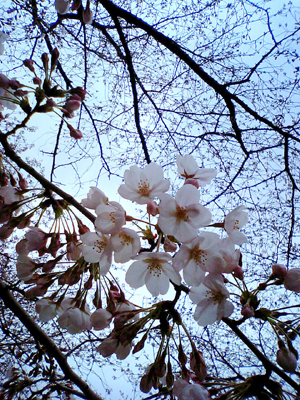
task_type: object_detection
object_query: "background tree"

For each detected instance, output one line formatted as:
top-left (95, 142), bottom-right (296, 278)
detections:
top-left (0, 0), bottom-right (300, 398)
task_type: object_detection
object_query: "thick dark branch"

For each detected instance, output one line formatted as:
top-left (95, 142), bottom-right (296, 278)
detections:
top-left (0, 136), bottom-right (96, 223)
top-left (223, 318), bottom-right (300, 393)
top-left (0, 279), bottom-right (102, 400)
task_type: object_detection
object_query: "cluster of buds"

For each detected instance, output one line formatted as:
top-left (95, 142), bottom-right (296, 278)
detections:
top-left (55, 0), bottom-right (93, 24)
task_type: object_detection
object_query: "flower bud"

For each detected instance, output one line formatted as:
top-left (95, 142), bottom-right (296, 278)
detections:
top-left (163, 237), bottom-right (177, 253)
top-left (41, 53), bottom-right (49, 73)
top-left (51, 47), bottom-right (60, 73)
top-left (71, 0), bottom-right (82, 11)
top-left (184, 178), bottom-right (200, 189)
top-left (190, 350), bottom-right (207, 382)
top-left (67, 124), bottom-right (83, 139)
top-left (9, 79), bottom-right (23, 90)
top-left (0, 73), bottom-right (11, 89)
top-left (241, 304), bottom-right (255, 318)
top-left (83, 0), bottom-right (93, 24)
top-left (23, 59), bottom-right (35, 73)
top-left (277, 344), bottom-right (297, 372)
top-left (18, 172), bottom-right (28, 190)
top-left (69, 86), bottom-right (86, 101)
top-left (146, 201), bottom-right (158, 216)
top-left (33, 76), bottom-right (42, 85)
top-left (272, 264), bottom-right (287, 280)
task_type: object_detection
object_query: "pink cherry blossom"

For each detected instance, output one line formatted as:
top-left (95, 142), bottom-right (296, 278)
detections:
top-left (158, 185), bottom-right (211, 243)
top-left (219, 237), bottom-right (241, 273)
top-left (95, 201), bottom-right (126, 235)
top-left (111, 228), bottom-right (141, 263)
top-left (189, 273), bottom-right (234, 326)
top-left (81, 231), bottom-right (112, 275)
top-left (224, 205), bottom-right (248, 245)
top-left (126, 252), bottom-right (181, 296)
top-left (177, 154), bottom-right (217, 186)
top-left (118, 163), bottom-right (170, 205)
top-left (81, 187), bottom-right (108, 209)
top-left (173, 232), bottom-right (225, 286)
top-left (97, 335), bottom-right (132, 360)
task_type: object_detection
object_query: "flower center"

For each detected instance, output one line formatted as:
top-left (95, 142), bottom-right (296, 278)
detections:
top-left (175, 205), bottom-right (189, 222)
top-left (191, 248), bottom-right (207, 266)
top-left (233, 220), bottom-right (240, 230)
top-left (138, 179), bottom-right (150, 196)
top-left (119, 232), bottom-right (133, 246)
top-left (93, 237), bottom-right (107, 253)
top-left (146, 259), bottom-right (162, 277)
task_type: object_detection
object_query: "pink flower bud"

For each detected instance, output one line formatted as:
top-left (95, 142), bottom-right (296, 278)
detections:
top-left (83, 6), bottom-right (93, 24)
top-left (9, 79), bottom-right (23, 90)
top-left (241, 304), bottom-right (255, 318)
top-left (63, 99), bottom-right (81, 113)
top-left (33, 77), bottom-right (42, 85)
top-left (69, 86), bottom-right (86, 101)
top-left (277, 345), bottom-right (297, 372)
top-left (69, 125), bottom-right (83, 139)
top-left (18, 173), bottom-right (28, 190)
top-left (51, 47), bottom-right (60, 72)
top-left (146, 201), bottom-right (159, 216)
top-left (23, 59), bottom-right (35, 72)
top-left (233, 265), bottom-right (244, 280)
top-left (0, 73), bottom-right (11, 89)
top-left (71, 0), bottom-right (82, 11)
top-left (184, 178), bottom-right (200, 189)
top-left (163, 237), bottom-right (177, 253)
top-left (272, 264), bottom-right (287, 280)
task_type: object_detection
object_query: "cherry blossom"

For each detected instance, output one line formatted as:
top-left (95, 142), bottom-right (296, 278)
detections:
top-left (81, 186), bottom-right (108, 209)
top-left (97, 335), bottom-right (132, 360)
top-left (16, 254), bottom-right (37, 281)
top-left (284, 268), bottom-right (300, 293)
top-left (36, 298), bottom-right (58, 322)
top-left (25, 227), bottom-right (48, 252)
top-left (57, 304), bottom-right (92, 334)
top-left (189, 273), bottom-right (234, 325)
top-left (81, 231), bottom-right (112, 275)
top-left (54, 0), bottom-right (70, 14)
top-left (0, 185), bottom-right (22, 205)
top-left (272, 263), bottom-right (287, 280)
top-left (173, 379), bottom-right (210, 400)
top-left (111, 228), bottom-right (141, 263)
top-left (219, 237), bottom-right (241, 273)
top-left (173, 232), bottom-right (225, 286)
top-left (125, 252), bottom-right (181, 296)
top-left (95, 201), bottom-right (126, 235)
top-left (90, 308), bottom-right (113, 330)
top-left (118, 163), bottom-right (170, 204)
top-left (224, 205), bottom-right (248, 245)
top-left (0, 88), bottom-right (17, 110)
top-left (177, 154), bottom-right (217, 186)
top-left (158, 185), bottom-right (211, 243)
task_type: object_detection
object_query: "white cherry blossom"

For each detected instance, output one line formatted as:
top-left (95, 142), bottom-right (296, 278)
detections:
top-left (57, 304), bottom-right (92, 334)
top-left (219, 237), bottom-right (241, 273)
top-left (284, 268), bottom-right (300, 293)
top-left (126, 252), bottom-right (181, 296)
top-left (189, 273), bottom-right (234, 326)
top-left (25, 227), bottom-right (48, 252)
top-left (16, 254), bottom-right (37, 281)
top-left (158, 185), bottom-right (211, 243)
top-left (81, 187), bottom-right (108, 209)
top-left (36, 298), bottom-right (58, 322)
top-left (111, 228), bottom-right (141, 263)
top-left (81, 231), bottom-right (112, 274)
top-left (224, 205), bottom-right (248, 245)
top-left (173, 232), bottom-right (225, 286)
top-left (177, 154), bottom-right (217, 186)
top-left (173, 379), bottom-right (210, 400)
top-left (90, 308), bottom-right (113, 330)
top-left (118, 162), bottom-right (170, 204)
top-left (97, 336), bottom-right (132, 360)
top-left (95, 201), bottom-right (126, 235)
top-left (0, 185), bottom-right (22, 205)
